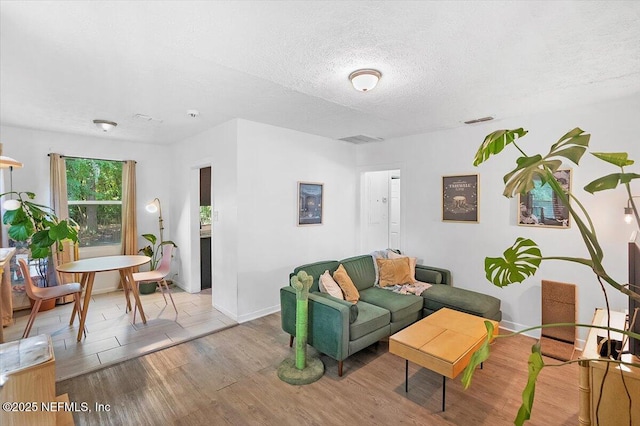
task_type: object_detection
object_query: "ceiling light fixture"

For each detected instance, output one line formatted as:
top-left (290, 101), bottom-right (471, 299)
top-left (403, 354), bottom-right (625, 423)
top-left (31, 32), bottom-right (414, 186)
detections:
top-left (349, 69), bottom-right (382, 92)
top-left (93, 119), bottom-right (118, 132)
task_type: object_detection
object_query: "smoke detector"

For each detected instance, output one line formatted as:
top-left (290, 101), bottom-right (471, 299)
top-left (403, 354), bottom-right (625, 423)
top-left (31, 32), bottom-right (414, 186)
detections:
top-left (187, 109), bottom-right (200, 118)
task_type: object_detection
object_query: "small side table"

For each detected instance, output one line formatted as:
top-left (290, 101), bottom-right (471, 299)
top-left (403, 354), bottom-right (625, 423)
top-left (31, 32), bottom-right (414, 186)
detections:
top-left (0, 334), bottom-right (74, 426)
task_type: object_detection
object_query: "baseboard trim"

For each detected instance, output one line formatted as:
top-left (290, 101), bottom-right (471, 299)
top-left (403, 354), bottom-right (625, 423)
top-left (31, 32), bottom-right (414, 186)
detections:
top-left (498, 320), bottom-right (586, 351)
top-left (237, 305), bottom-right (280, 324)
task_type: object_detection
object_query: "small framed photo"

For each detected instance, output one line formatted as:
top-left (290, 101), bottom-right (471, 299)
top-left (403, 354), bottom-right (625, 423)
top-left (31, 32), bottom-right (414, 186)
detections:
top-left (518, 169), bottom-right (571, 228)
top-left (442, 174), bottom-right (479, 223)
top-left (298, 182), bottom-right (323, 226)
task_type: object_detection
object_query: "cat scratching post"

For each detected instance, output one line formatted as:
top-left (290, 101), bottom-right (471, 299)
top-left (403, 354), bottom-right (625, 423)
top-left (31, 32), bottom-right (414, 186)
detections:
top-left (277, 271), bottom-right (324, 385)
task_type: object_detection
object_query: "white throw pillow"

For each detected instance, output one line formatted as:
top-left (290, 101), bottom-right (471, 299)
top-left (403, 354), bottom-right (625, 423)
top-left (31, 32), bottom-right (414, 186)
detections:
top-left (369, 250), bottom-right (389, 286)
top-left (319, 270), bottom-right (345, 300)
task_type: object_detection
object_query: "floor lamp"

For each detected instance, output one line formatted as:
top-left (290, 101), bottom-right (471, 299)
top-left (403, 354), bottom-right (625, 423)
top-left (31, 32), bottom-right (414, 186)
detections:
top-left (0, 151), bottom-right (24, 210)
top-left (145, 198), bottom-right (164, 244)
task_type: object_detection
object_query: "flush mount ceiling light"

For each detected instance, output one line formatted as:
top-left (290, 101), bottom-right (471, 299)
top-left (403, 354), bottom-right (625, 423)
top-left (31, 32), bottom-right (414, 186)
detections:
top-left (93, 119), bottom-right (118, 132)
top-left (349, 69), bottom-right (382, 92)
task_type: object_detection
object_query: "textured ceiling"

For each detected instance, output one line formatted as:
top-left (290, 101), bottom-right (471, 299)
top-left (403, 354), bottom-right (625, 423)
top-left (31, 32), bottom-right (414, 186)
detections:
top-left (1, 1), bottom-right (639, 145)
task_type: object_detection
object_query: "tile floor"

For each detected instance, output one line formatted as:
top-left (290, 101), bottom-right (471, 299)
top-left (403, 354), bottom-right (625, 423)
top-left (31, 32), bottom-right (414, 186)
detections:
top-left (2, 287), bottom-right (237, 381)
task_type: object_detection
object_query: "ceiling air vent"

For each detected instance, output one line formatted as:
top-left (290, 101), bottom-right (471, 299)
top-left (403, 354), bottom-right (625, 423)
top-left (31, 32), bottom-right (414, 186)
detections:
top-left (464, 116), bottom-right (494, 125)
top-left (339, 135), bottom-right (385, 144)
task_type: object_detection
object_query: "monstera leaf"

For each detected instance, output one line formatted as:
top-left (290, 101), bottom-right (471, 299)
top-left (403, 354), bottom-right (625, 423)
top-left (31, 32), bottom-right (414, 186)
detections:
top-left (583, 153), bottom-right (640, 193)
top-left (502, 156), bottom-right (560, 198)
top-left (473, 128), bottom-right (528, 167)
top-left (501, 128), bottom-right (589, 198)
top-left (546, 127), bottom-right (590, 165)
top-left (515, 342), bottom-right (544, 426)
top-left (485, 238), bottom-right (542, 287)
top-left (584, 172), bottom-right (640, 194)
top-left (461, 321), bottom-right (495, 389)
top-left (591, 152), bottom-right (634, 167)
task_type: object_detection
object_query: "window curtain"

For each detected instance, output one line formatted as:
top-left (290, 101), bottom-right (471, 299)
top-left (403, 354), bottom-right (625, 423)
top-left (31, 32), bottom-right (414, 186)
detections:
top-left (49, 153), bottom-right (69, 289)
top-left (50, 153), bottom-right (69, 221)
top-left (121, 160), bottom-right (137, 256)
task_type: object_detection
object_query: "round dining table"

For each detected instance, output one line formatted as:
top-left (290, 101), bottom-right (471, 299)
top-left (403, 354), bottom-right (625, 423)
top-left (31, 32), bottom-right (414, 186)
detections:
top-left (57, 255), bottom-right (151, 342)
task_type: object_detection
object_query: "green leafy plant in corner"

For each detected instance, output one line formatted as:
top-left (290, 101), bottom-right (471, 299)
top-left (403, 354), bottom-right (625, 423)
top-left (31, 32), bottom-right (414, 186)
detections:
top-left (461, 128), bottom-right (640, 425)
top-left (138, 233), bottom-right (177, 270)
top-left (1, 191), bottom-right (79, 259)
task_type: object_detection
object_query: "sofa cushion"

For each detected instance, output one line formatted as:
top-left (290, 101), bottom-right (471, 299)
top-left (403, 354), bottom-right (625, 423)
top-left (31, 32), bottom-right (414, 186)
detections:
top-left (422, 284), bottom-right (501, 319)
top-left (333, 264), bottom-right (360, 303)
top-left (319, 270), bottom-right (344, 300)
top-left (340, 255), bottom-right (377, 291)
top-left (359, 287), bottom-right (423, 323)
top-left (376, 257), bottom-right (413, 287)
top-left (349, 301), bottom-right (390, 341)
top-left (294, 260), bottom-right (340, 292)
top-left (314, 292), bottom-right (359, 324)
top-left (415, 267), bottom-right (443, 284)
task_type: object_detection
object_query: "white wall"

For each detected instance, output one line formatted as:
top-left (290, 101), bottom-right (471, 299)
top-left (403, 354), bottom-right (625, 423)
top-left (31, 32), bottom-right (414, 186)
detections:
top-left (168, 119), bottom-right (358, 322)
top-left (356, 94), bottom-right (640, 344)
top-left (0, 125), bottom-right (172, 293)
top-left (235, 120), bottom-right (358, 322)
top-left (168, 120), bottom-right (239, 319)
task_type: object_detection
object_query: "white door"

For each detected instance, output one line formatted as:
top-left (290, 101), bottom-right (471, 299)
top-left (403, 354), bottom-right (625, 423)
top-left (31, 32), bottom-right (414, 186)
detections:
top-left (362, 170), bottom-right (401, 252)
top-left (389, 175), bottom-right (401, 249)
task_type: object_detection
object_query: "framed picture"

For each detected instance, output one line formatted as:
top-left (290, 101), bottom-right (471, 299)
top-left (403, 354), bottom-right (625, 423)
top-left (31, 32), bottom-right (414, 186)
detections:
top-left (298, 182), bottom-right (323, 226)
top-left (518, 169), bottom-right (571, 228)
top-left (442, 174), bottom-right (479, 223)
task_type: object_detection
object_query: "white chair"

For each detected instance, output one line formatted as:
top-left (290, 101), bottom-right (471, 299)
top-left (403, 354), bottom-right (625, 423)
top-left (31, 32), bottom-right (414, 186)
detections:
top-left (18, 258), bottom-right (83, 338)
top-left (131, 245), bottom-right (176, 322)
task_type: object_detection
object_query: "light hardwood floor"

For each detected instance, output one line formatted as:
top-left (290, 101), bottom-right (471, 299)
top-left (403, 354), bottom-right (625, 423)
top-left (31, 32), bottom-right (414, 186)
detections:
top-left (3, 288), bottom-right (237, 381)
top-left (57, 313), bottom-right (580, 425)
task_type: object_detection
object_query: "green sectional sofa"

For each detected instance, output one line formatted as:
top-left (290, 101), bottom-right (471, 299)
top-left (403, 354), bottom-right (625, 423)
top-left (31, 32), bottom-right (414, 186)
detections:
top-left (280, 253), bottom-right (501, 376)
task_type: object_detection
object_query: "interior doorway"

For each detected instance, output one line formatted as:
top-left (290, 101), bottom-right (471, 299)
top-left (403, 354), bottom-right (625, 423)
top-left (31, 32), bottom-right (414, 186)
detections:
top-left (362, 169), bottom-right (401, 252)
top-left (199, 166), bottom-right (212, 290)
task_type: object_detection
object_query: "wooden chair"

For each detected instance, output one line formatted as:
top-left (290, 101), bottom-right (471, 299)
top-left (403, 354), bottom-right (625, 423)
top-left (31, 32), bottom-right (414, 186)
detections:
top-left (18, 258), bottom-right (83, 339)
top-left (52, 240), bottom-right (81, 305)
top-left (131, 245), bottom-right (177, 322)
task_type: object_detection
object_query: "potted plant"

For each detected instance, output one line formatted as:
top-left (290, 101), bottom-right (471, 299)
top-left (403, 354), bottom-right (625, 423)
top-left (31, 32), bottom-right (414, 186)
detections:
top-left (137, 233), bottom-right (176, 294)
top-left (461, 128), bottom-right (640, 425)
top-left (1, 191), bottom-right (79, 310)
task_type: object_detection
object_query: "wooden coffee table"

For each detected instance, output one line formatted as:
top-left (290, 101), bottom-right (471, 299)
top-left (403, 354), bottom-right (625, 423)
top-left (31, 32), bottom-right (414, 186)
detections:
top-left (389, 308), bottom-right (499, 411)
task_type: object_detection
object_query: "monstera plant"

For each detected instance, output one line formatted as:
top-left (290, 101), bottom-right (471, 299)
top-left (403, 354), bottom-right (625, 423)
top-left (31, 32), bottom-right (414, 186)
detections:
top-left (461, 128), bottom-right (640, 425)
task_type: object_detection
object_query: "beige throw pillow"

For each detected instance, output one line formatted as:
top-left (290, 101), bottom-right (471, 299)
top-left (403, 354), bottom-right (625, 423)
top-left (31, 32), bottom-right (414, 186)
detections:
top-left (319, 270), bottom-right (345, 300)
top-left (376, 257), bottom-right (414, 287)
top-left (387, 250), bottom-right (417, 283)
top-left (333, 264), bottom-right (360, 303)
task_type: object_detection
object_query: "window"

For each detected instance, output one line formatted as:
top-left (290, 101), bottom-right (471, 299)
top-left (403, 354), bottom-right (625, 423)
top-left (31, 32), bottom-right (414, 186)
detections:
top-left (66, 158), bottom-right (123, 247)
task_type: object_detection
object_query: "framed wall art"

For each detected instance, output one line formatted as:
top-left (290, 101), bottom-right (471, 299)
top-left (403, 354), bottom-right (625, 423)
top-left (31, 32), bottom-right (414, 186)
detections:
top-left (518, 169), bottom-right (571, 228)
top-left (442, 174), bottom-right (479, 223)
top-left (298, 182), bottom-right (323, 226)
